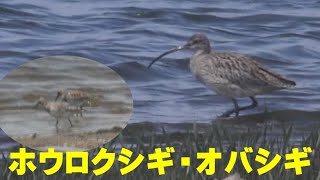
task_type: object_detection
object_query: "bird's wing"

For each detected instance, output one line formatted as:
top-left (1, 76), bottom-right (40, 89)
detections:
top-left (195, 52), bottom-right (295, 89)
top-left (65, 104), bottom-right (82, 113)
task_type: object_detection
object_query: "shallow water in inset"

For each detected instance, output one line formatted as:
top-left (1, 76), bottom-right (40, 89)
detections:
top-left (1, 0), bottom-right (320, 149)
top-left (0, 56), bottom-right (133, 151)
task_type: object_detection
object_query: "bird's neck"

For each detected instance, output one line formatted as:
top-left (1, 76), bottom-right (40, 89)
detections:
top-left (42, 101), bottom-right (50, 111)
top-left (193, 48), bottom-right (211, 57)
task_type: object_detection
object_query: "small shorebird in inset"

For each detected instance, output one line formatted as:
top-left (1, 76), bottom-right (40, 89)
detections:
top-left (34, 97), bottom-right (81, 132)
top-left (148, 33), bottom-right (296, 117)
top-left (55, 89), bottom-right (91, 117)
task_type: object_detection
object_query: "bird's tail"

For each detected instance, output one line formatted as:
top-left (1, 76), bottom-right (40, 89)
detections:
top-left (258, 67), bottom-right (296, 88)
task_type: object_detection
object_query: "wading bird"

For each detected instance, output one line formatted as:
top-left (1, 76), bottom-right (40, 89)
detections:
top-left (148, 33), bottom-right (296, 117)
top-left (55, 89), bottom-right (91, 117)
top-left (34, 97), bottom-right (81, 132)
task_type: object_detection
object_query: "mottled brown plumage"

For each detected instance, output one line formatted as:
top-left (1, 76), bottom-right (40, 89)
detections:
top-left (55, 89), bottom-right (91, 117)
top-left (148, 33), bottom-right (296, 117)
top-left (190, 51), bottom-right (295, 98)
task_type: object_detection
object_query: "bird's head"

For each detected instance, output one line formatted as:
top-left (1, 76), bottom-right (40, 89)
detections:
top-left (34, 97), bottom-right (46, 109)
top-left (182, 33), bottom-right (211, 53)
top-left (148, 33), bottom-right (211, 68)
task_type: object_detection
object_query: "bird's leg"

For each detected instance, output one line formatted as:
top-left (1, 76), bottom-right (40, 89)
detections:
top-left (220, 98), bottom-right (239, 117)
top-left (55, 119), bottom-right (59, 127)
top-left (220, 97), bottom-right (258, 117)
top-left (80, 106), bottom-right (83, 117)
top-left (238, 96), bottom-right (258, 111)
top-left (55, 119), bottom-right (59, 133)
top-left (68, 118), bottom-right (73, 127)
top-left (233, 99), bottom-right (240, 116)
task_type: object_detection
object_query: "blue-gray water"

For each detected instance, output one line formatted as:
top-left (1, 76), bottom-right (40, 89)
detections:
top-left (1, 0), bottom-right (320, 149)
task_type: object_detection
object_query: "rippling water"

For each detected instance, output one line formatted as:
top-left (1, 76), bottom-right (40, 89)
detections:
top-left (1, 0), bottom-right (320, 147)
top-left (0, 56), bottom-right (132, 151)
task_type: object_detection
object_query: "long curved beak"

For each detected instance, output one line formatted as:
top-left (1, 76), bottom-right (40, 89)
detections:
top-left (148, 45), bottom-right (185, 68)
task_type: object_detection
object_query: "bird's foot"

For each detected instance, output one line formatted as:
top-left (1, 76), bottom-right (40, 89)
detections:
top-left (219, 109), bottom-right (239, 118)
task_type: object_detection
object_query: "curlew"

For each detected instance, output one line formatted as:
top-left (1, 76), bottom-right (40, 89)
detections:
top-left (148, 33), bottom-right (296, 117)
top-left (34, 97), bottom-right (81, 131)
top-left (55, 89), bottom-right (91, 117)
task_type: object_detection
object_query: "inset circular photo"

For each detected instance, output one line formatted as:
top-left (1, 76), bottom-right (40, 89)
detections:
top-left (0, 56), bottom-right (133, 151)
